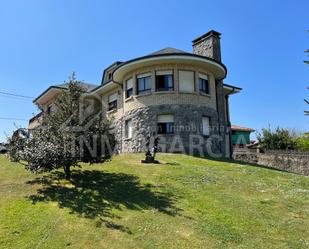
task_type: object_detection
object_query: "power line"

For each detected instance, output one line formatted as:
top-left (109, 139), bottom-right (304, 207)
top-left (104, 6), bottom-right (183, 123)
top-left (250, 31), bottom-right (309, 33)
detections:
top-left (0, 94), bottom-right (33, 101)
top-left (0, 91), bottom-right (34, 99)
top-left (0, 117), bottom-right (28, 121)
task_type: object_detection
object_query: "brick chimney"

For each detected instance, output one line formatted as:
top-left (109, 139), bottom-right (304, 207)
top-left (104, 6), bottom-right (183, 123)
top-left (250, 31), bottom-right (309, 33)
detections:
top-left (192, 30), bottom-right (222, 62)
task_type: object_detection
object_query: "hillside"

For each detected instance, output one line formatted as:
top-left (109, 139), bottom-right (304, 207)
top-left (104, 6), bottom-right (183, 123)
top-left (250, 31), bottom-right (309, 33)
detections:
top-left (0, 153), bottom-right (308, 249)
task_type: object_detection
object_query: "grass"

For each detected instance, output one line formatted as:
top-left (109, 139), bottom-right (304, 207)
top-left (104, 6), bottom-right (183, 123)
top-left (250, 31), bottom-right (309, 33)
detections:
top-left (0, 153), bottom-right (309, 249)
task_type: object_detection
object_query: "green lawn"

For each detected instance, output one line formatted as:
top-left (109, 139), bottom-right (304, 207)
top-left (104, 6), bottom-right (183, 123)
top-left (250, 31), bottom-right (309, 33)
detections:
top-left (0, 153), bottom-right (309, 249)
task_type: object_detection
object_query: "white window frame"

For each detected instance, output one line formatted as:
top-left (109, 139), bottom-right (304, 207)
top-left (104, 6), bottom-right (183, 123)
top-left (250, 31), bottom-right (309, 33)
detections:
top-left (155, 70), bottom-right (174, 92)
top-left (137, 73), bottom-right (151, 95)
top-left (125, 119), bottom-right (133, 139)
top-left (126, 78), bottom-right (133, 98)
top-left (202, 116), bottom-right (210, 136)
top-left (199, 73), bottom-right (210, 94)
top-left (108, 93), bottom-right (117, 111)
top-left (157, 114), bottom-right (174, 134)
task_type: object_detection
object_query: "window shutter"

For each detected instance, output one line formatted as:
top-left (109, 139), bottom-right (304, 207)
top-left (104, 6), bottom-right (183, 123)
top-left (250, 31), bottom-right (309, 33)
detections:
top-left (157, 114), bottom-right (174, 123)
top-left (179, 70), bottom-right (194, 92)
top-left (156, 70), bottom-right (173, 76)
top-left (202, 117), bottom-right (210, 136)
top-left (137, 73), bottom-right (151, 79)
top-left (108, 93), bottom-right (117, 102)
top-left (199, 73), bottom-right (208, 80)
top-left (126, 78), bottom-right (133, 89)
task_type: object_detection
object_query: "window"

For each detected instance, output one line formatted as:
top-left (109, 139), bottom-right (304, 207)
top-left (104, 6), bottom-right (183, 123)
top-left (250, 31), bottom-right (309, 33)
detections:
top-left (199, 73), bottom-right (209, 94)
top-left (157, 114), bottom-right (174, 134)
top-left (179, 70), bottom-right (195, 92)
top-left (46, 105), bottom-right (52, 114)
top-left (156, 70), bottom-right (173, 91)
top-left (137, 73), bottom-right (151, 95)
top-left (108, 93), bottom-right (117, 111)
top-left (108, 73), bottom-right (112, 80)
top-left (125, 119), bottom-right (133, 139)
top-left (126, 78), bottom-right (133, 98)
top-left (202, 116), bottom-right (210, 136)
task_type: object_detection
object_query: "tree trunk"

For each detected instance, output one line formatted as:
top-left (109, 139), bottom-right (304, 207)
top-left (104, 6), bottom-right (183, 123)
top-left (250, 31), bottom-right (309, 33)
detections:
top-left (63, 165), bottom-right (71, 180)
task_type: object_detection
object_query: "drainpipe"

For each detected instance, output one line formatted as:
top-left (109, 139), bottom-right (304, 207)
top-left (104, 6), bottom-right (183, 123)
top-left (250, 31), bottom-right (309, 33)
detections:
top-left (225, 94), bottom-right (232, 158)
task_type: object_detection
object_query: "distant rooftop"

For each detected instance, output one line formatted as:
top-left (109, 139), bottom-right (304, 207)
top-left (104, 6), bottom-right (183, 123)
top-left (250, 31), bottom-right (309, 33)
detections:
top-left (231, 125), bottom-right (255, 132)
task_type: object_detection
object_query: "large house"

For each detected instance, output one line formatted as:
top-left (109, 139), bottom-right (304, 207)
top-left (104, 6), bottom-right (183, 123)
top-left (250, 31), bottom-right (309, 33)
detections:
top-left (29, 30), bottom-right (241, 158)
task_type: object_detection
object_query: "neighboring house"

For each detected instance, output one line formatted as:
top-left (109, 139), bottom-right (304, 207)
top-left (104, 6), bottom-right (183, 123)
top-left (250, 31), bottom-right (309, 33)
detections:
top-left (29, 82), bottom-right (98, 130)
top-left (29, 30), bottom-right (241, 158)
top-left (231, 125), bottom-right (255, 147)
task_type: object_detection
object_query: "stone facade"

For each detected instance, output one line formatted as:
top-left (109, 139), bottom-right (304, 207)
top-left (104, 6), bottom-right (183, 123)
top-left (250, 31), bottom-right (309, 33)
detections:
top-left (119, 104), bottom-right (222, 155)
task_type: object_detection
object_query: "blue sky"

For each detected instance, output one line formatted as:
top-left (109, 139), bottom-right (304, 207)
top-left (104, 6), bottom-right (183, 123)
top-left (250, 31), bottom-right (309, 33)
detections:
top-left (0, 0), bottom-right (308, 142)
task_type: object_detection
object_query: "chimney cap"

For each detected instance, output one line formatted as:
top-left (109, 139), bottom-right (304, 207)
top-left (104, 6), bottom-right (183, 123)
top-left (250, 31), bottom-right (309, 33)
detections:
top-left (192, 30), bottom-right (221, 43)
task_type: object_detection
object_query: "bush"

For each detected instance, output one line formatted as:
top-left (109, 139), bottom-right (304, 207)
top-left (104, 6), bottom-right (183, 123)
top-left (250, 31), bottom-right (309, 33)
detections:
top-left (296, 133), bottom-right (309, 151)
top-left (257, 127), bottom-right (298, 150)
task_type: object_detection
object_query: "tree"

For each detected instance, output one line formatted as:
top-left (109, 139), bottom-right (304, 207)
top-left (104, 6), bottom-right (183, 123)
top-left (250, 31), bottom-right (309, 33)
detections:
top-left (296, 132), bottom-right (309, 151)
top-left (305, 88), bottom-right (309, 116)
top-left (257, 127), bottom-right (298, 151)
top-left (20, 73), bottom-right (115, 179)
top-left (7, 128), bottom-right (29, 162)
top-left (305, 31), bottom-right (309, 115)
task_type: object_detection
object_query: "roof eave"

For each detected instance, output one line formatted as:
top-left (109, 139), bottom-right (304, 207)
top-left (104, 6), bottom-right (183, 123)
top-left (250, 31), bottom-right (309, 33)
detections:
top-left (223, 83), bottom-right (242, 95)
top-left (112, 53), bottom-right (227, 82)
top-left (33, 86), bottom-right (66, 104)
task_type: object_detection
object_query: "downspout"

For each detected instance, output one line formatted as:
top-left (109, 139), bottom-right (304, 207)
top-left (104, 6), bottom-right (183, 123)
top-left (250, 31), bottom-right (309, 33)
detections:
top-left (113, 79), bottom-right (124, 153)
top-left (215, 80), bottom-right (220, 135)
top-left (225, 88), bottom-right (235, 158)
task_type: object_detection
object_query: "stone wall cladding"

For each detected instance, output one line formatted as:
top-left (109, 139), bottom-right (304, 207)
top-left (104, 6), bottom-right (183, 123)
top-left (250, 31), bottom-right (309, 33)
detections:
top-left (233, 151), bottom-right (309, 176)
top-left (192, 35), bottom-right (221, 62)
top-left (119, 104), bottom-right (223, 156)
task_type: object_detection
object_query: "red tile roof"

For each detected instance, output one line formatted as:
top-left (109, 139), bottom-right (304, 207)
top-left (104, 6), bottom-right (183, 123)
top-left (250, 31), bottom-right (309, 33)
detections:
top-left (231, 125), bottom-right (255, 132)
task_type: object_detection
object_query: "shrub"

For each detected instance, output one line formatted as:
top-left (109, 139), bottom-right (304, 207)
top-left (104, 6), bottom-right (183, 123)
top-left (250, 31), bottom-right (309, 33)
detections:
top-left (257, 127), bottom-right (298, 150)
top-left (296, 133), bottom-right (309, 151)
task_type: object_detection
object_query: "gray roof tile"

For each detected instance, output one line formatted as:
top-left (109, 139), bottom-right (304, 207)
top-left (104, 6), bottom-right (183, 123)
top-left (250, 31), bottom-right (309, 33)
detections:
top-left (149, 47), bottom-right (188, 55)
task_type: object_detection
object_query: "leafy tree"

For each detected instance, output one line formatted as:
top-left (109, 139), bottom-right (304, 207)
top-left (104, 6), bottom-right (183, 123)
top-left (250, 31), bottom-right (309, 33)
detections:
top-left (296, 132), bottom-right (309, 151)
top-left (257, 127), bottom-right (298, 150)
top-left (305, 31), bottom-right (309, 115)
top-left (7, 128), bottom-right (29, 162)
top-left (305, 88), bottom-right (309, 116)
top-left (13, 73), bottom-right (115, 179)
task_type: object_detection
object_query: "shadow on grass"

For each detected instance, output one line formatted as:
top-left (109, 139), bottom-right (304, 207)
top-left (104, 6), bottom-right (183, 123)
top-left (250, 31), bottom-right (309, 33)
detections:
top-left (26, 169), bottom-right (180, 234)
